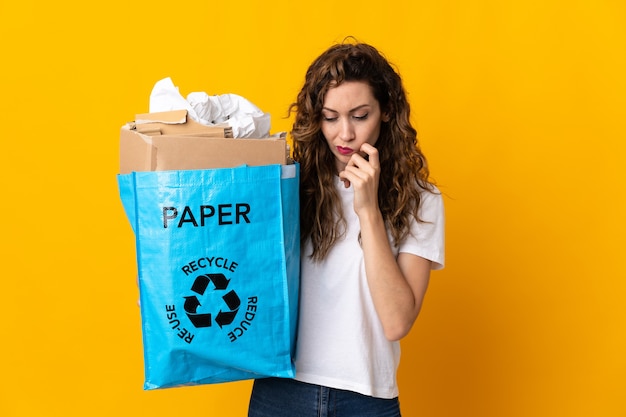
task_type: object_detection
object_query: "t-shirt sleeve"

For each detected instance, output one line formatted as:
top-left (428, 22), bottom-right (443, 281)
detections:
top-left (398, 187), bottom-right (445, 270)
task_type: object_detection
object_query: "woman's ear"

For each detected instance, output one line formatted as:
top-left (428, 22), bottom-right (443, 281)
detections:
top-left (382, 112), bottom-right (391, 122)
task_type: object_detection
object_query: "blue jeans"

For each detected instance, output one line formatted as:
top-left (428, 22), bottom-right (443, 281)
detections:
top-left (248, 377), bottom-right (401, 417)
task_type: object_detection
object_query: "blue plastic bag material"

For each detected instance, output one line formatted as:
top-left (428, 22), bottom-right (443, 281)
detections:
top-left (118, 164), bottom-right (300, 389)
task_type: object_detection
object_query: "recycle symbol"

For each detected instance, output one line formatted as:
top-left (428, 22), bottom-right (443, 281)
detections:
top-left (183, 273), bottom-right (240, 328)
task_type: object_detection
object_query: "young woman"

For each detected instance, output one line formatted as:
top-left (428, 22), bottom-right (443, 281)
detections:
top-left (248, 41), bottom-right (445, 417)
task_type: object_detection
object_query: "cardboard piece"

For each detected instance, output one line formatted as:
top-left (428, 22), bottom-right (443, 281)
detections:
top-left (133, 109), bottom-right (234, 137)
top-left (119, 110), bottom-right (290, 174)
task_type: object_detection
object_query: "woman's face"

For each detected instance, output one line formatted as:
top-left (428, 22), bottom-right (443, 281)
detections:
top-left (320, 81), bottom-right (387, 172)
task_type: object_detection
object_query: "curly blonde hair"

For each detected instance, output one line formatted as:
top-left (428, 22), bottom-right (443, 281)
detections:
top-left (290, 41), bottom-right (435, 261)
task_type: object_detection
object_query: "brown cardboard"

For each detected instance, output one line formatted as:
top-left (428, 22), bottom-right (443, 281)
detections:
top-left (133, 109), bottom-right (234, 137)
top-left (119, 110), bottom-right (290, 174)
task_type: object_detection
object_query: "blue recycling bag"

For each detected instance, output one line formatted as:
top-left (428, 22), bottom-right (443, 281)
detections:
top-left (117, 164), bottom-right (300, 389)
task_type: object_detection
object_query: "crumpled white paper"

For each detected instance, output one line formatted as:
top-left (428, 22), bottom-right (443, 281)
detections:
top-left (148, 77), bottom-right (271, 138)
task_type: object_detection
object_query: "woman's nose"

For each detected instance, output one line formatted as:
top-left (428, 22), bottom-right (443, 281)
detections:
top-left (339, 119), bottom-right (355, 141)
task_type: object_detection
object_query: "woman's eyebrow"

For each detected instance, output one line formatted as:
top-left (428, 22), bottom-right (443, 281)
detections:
top-left (322, 104), bottom-right (371, 113)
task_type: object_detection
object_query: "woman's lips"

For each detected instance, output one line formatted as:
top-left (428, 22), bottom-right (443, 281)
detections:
top-left (337, 146), bottom-right (354, 155)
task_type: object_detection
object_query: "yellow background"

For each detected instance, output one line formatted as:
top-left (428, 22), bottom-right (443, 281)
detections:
top-left (1, 0), bottom-right (624, 416)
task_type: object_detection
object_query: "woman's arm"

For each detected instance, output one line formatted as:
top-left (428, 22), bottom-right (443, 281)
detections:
top-left (359, 210), bottom-right (431, 341)
top-left (339, 143), bottom-right (431, 341)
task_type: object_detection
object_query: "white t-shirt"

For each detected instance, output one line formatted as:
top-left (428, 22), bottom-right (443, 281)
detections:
top-left (294, 176), bottom-right (445, 398)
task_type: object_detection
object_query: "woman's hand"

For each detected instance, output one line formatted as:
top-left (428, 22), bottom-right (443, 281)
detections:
top-left (338, 143), bottom-right (381, 217)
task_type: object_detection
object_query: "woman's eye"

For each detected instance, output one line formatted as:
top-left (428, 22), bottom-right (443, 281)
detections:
top-left (353, 114), bottom-right (368, 120)
top-left (322, 115), bottom-right (337, 122)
